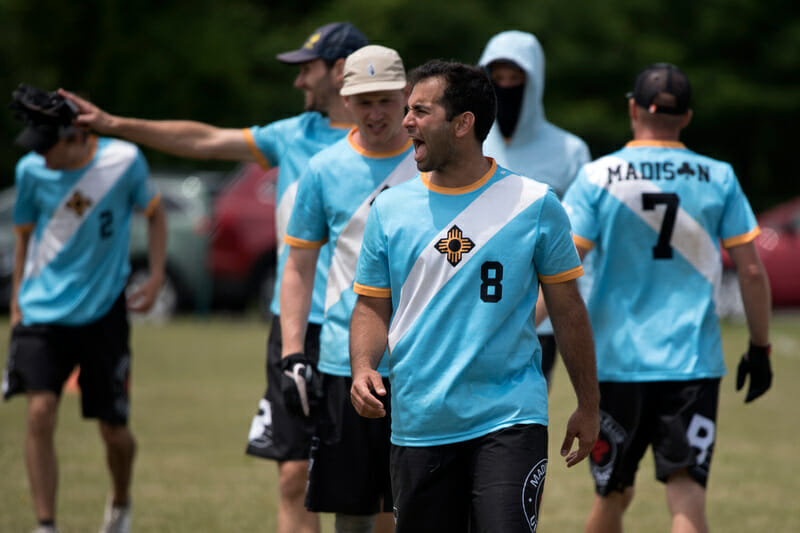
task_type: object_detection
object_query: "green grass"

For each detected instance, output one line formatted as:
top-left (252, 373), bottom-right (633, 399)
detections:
top-left (1, 312), bottom-right (798, 532)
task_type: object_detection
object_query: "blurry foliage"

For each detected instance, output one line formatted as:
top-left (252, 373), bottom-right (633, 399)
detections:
top-left (1, 0), bottom-right (798, 210)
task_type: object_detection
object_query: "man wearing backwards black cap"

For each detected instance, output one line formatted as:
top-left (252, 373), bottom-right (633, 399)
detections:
top-left (559, 63), bottom-right (772, 533)
top-left (5, 84), bottom-right (167, 533)
top-left (61, 22), bottom-right (367, 533)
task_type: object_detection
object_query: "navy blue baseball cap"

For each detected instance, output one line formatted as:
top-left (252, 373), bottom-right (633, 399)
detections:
top-left (276, 22), bottom-right (368, 64)
top-left (627, 63), bottom-right (691, 115)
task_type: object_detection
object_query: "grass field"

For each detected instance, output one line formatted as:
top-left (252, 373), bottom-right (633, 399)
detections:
top-left (1, 311), bottom-right (798, 532)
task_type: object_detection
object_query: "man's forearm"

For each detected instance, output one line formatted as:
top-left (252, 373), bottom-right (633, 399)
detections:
top-left (279, 248), bottom-right (318, 357)
top-left (349, 296), bottom-right (391, 375)
top-left (544, 281), bottom-right (599, 409)
top-left (146, 204), bottom-right (168, 284)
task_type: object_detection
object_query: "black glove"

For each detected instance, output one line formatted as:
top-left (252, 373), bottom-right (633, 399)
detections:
top-left (280, 353), bottom-right (323, 417)
top-left (736, 342), bottom-right (772, 403)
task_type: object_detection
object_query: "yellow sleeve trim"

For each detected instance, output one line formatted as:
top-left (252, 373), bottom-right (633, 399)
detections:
top-left (353, 282), bottom-right (391, 298)
top-left (14, 223), bottom-right (35, 236)
top-left (539, 265), bottom-right (584, 284)
top-left (242, 128), bottom-right (271, 170)
top-left (142, 193), bottom-right (161, 217)
top-left (573, 234), bottom-right (594, 252)
top-left (283, 234), bottom-right (327, 249)
top-left (722, 227), bottom-right (761, 249)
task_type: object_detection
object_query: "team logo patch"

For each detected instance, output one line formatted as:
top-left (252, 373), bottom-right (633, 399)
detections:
top-left (304, 32), bottom-right (321, 50)
top-left (522, 458), bottom-right (547, 532)
top-left (367, 62), bottom-right (376, 76)
top-left (590, 410), bottom-right (627, 490)
top-left (246, 398), bottom-right (274, 450)
top-left (66, 190), bottom-right (92, 216)
top-left (434, 225), bottom-right (475, 266)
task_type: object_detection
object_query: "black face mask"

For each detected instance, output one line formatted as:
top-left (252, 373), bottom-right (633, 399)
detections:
top-left (493, 83), bottom-right (524, 139)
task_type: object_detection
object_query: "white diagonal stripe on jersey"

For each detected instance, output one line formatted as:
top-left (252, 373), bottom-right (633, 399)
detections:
top-left (325, 151), bottom-right (417, 313)
top-left (388, 174), bottom-right (547, 351)
top-left (276, 180), bottom-right (298, 258)
top-left (586, 156), bottom-right (722, 302)
top-left (25, 140), bottom-right (137, 278)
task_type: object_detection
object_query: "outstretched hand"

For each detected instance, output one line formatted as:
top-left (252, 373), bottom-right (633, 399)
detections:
top-left (58, 88), bottom-right (115, 134)
top-left (350, 369), bottom-right (387, 418)
top-left (560, 405), bottom-right (599, 468)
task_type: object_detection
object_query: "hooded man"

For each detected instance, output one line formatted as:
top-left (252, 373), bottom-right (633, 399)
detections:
top-left (479, 30), bottom-right (592, 383)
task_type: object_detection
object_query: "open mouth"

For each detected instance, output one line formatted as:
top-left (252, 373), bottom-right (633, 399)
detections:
top-left (411, 139), bottom-right (426, 161)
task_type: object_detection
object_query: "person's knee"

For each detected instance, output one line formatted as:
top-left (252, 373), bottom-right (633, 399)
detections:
top-left (27, 392), bottom-right (58, 436)
top-left (99, 422), bottom-right (135, 451)
top-left (666, 470), bottom-right (705, 514)
top-left (334, 513), bottom-right (376, 533)
top-left (599, 486), bottom-right (635, 513)
top-left (278, 460), bottom-right (308, 501)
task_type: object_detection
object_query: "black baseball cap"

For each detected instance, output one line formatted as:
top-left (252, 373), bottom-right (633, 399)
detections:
top-left (276, 22), bottom-right (368, 64)
top-left (626, 63), bottom-right (691, 115)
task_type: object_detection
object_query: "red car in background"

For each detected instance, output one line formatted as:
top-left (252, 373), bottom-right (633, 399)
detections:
top-left (210, 163), bottom-right (278, 318)
top-left (719, 196), bottom-right (800, 316)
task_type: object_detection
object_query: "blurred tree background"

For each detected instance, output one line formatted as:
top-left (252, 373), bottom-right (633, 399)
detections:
top-left (1, 0), bottom-right (798, 211)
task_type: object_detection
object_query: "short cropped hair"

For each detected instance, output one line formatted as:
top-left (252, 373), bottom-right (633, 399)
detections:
top-left (408, 60), bottom-right (496, 142)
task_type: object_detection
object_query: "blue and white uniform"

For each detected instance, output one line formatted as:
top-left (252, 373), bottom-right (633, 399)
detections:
top-left (479, 30), bottom-right (591, 336)
top-left (244, 112), bottom-right (352, 324)
top-left (354, 160), bottom-right (583, 447)
top-left (563, 140), bottom-right (759, 382)
top-left (285, 129), bottom-right (416, 377)
top-left (14, 138), bottom-right (158, 326)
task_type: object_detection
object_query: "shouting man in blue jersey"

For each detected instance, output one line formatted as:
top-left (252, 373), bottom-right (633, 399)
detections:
top-left (3, 84), bottom-right (167, 533)
top-left (349, 60), bottom-right (600, 533)
top-left (61, 23), bottom-right (368, 533)
top-left (561, 63), bottom-right (772, 533)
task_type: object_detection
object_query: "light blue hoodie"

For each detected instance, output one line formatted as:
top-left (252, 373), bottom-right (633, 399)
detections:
top-left (480, 30), bottom-right (592, 335)
top-left (479, 30), bottom-right (590, 199)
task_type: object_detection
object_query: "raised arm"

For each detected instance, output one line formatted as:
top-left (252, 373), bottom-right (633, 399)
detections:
top-left (541, 277), bottom-right (599, 467)
top-left (59, 89), bottom-right (257, 162)
top-left (349, 294), bottom-right (392, 418)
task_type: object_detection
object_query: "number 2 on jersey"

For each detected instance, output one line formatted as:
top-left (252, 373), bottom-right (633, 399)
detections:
top-left (642, 192), bottom-right (679, 259)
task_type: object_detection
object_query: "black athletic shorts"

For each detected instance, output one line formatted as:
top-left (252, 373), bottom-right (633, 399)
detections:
top-left (590, 379), bottom-right (720, 495)
top-left (2, 292), bottom-right (131, 425)
top-left (538, 334), bottom-right (557, 384)
top-left (391, 423), bottom-right (548, 533)
top-left (305, 373), bottom-right (392, 515)
top-left (245, 315), bottom-right (321, 462)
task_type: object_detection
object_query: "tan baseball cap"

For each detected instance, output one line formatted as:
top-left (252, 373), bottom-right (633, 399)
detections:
top-left (340, 45), bottom-right (407, 96)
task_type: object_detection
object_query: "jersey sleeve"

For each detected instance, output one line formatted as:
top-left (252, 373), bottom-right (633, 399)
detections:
top-left (562, 168), bottom-right (598, 250)
top-left (285, 164), bottom-right (328, 248)
top-left (13, 157), bottom-right (38, 226)
top-left (534, 191), bottom-right (584, 284)
top-left (353, 204), bottom-right (391, 298)
top-left (719, 165), bottom-right (759, 248)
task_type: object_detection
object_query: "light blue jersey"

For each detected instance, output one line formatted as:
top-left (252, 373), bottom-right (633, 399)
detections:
top-left (563, 140), bottom-right (759, 382)
top-left (14, 138), bottom-right (157, 326)
top-left (286, 130), bottom-right (416, 377)
top-left (245, 112), bottom-right (352, 324)
top-left (354, 160), bottom-right (583, 446)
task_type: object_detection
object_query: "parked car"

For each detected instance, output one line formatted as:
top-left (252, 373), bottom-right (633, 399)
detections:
top-left (127, 171), bottom-right (224, 320)
top-left (718, 196), bottom-right (800, 317)
top-left (209, 163), bottom-right (278, 319)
